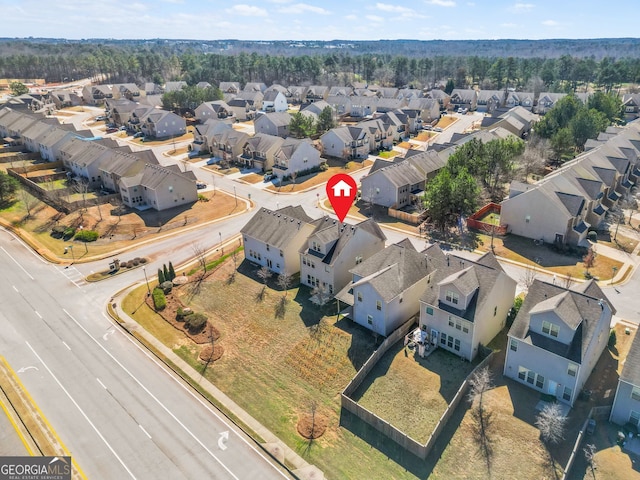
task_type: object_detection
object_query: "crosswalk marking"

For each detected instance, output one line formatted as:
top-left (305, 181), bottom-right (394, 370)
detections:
top-left (58, 265), bottom-right (87, 287)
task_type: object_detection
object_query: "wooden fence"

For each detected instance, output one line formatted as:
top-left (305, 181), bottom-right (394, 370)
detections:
top-left (341, 319), bottom-right (498, 460)
top-left (467, 202), bottom-right (508, 235)
top-left (387, 207), bottom-right (425, 225)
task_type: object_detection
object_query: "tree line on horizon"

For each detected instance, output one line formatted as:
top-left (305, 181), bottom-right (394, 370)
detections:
top-left (1, 41), bottom-right (640, 93)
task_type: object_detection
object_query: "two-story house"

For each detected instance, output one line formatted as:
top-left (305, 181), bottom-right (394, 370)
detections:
top-left (81, 85), bottom-right (113, 105)
top-left (254, 112), bottom-right (292, 138)
top-left (320, 125), bottom-right (369, 160)
top-left (241, 205), bottom-right (317, 276)
top-left (209, 127), bottom-right (250, 163)
top-left (419, 246), bottom-right (517, 361)
top-left (450, 89), bottom-right (478, 111)
top-left (504, 279), bottom-right (614, 406)
top-left (119, 163), bottom-right (197, 211)
top-left (141, 110), bottom-right (186, 139)
top-left (476, 90), bottom-right (505, 114)
top-left (272, 137), bottom-right (321, 180)
top-left (194, 100), bottom-right (234, 123)
top-left (299, 218), bottom-right (386, 298)
top-left (610, 331), bottom-right (640, 428)
top-left (237, 133), bottom-right (284, 172)
top-left (262, 90), bottom-right (288, 113)
top-left (336, 239), bottom-right (431, 337)
top-left (189, 119), bottom-right (232, 155)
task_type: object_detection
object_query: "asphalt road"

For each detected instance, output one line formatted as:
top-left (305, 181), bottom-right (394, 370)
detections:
top-left (0, 228), bottom-right (291, 480)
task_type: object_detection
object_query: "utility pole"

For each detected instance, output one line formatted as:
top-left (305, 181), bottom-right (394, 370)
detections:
top-left (143, 266), bottom-right (151, 296)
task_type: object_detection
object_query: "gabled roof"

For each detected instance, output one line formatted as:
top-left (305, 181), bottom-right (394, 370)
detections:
top-left (274, 137), bottom-right (312, 162)
top-left (255, 112), bottom-right (292, 128)
top-left (263, 90), bottom-right (284, 102)
top-left (241, 206), bottom-right (314, 250)
top-left (349, 240), bottom-right (429, 302)
top-left (450, 89), bottom-right (477, 102)
top-left (244, 133), bottom-right (284, 153)
top-left (139, 163), bottom-right (194, 190)
top-left (620, 330), bottom-right (640, 387)
top-left (509, 279), bottom-right (613, 363)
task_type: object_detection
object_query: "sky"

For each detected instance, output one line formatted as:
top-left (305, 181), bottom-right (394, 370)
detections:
top-left (1, 0), bottom-right (638, 42)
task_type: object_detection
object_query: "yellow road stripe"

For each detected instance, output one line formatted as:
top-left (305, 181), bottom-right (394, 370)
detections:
top-left (0, 356), bottom-right (88, 480)
top-left (0, 394), bottom-right (35, 455)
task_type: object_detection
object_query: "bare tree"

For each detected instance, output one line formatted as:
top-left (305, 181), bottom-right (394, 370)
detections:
top-left (19, 187), bottom-right (39, 219)
top-left (535, 403), bottom-right (567, 478)
top-left (562, 273), bottom-right (575, 290)
top-left (192, 243), bottom-right (207, 278)
top-left (257, 266), bottom-right (272, 301)
top-left (73, 177), bottom-right (90, 213)
top-left (517, 136), bottom-right (548, 182)
top-left (290, 170), bottom-right (298, 191)
top-left (583, 247), bottom-right (597, 277)
top-left (311, 283), bottom-right (331, 306)
top-left (583, 443), bottom-right (597, 480)
top-left (467, 367), bottom-right (494, 473)
top-left (521, 265), bottom-right (537, 293)
top-left (277, 272), bottom-right (291, 298)
top-left (479, 222), bottom-right (501, 253)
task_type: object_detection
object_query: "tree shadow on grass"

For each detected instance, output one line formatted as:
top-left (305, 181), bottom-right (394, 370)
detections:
top-left (274, 296), bottom-right (287, 319)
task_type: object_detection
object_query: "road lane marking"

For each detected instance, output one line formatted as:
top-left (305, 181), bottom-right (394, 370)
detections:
top-left (102, 313), bottom-right (290, 478)
top-left (1, 247), bottom-right (34, 280)
top-left (139, 424), bottom-right (152, 439)
top-left (62, 341), bottom-right (71, 351)
top-left (25, 341), bottom-right (137, 480)
top-left (13, 285), bottom-right (19, 292)
top-left (65, 309), bottom-right (239, 480)
top-left (96, 378), bottom-right (107, 390)
top-left (35, 311), bottom-right (42, 319)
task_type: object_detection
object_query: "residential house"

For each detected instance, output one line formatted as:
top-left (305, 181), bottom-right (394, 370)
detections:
top-left (378, 111), bottom-right (407, 141)
top-left (106, 99), bottom-right (139, 127)
top-left (189, 119), bottom-right (232, 154)
top-left (377, 87), bottom-right (399, 99)
top-left (49, 90), bottom-right (82, 109)
top-left (241, 205), bottom-right (317, 276)
top-left (219, 82), bottom-right (241, 95)
top-left (419, 246), bottom-right (516, 361)
top-left (82, 85), bottom-right (113, 105)
top-left (300, 100), bottom-right (333, 117)
top-left (376, 98), bottom-right (406, 113)
top-left (228, 91), bottom-right (264, 120)
top-left (357, 118), bottom-right (394, 152)
top-left (36, 127), bottom-right (80, 161)
top-left (328, 86), bottom-right (353, 97)
top-left (406, 98), bottom-right (441, 124)
top-left (264, 84), bottom-right (289, 96)
top-left (397, 88), bottom-right (423, 102)
top-left (272, 137), bottom-right (321, 180)
top-left (262, 90), bottom-right (288, 113)
top-left (535, 92), bottom-right (567, 115)
top-left (500, 121), bottom-right (640, 245)
top-left (254, 112), bottom-right (292, 138)
top-left (141, 110), bottom-right (186, 139)
top-left (425, 89), bottom-right (451, 111)
top-left (163, 81), bottom-right (187, 92)
top-left (237, 133), bottom-right (284, 171)
top-left (360, 150), bottom-right (446, 208)
top-left (196, 81), bottom-right (212, 89)
top-left (505, 91), bottom-right (535, 111)
top-left (243, 82), bottom-right (267, 93)
top-left (336, 239), bottom-right (431, 337)
top-left (449, 89), bottom-right (478, 112)
top-left (623, 94), bottom-right (640, 121)
top-left (504, 279), bottom-right (614, 406)
top-left (99, 150), bottom-right (156, 193)
top-left (320, 125), bottom-right (369, 160)
top-left (286, 86), bottom-right (307, 104)
top-left (610, 331), bottom-right (640, 427)
top-left (299, 217), bottom-right (386, 297)
top-left (304, 86), bottom-right (329, 103)
top-left (143, 83), bottom-right (163, 96)
top-left (476, 90), bottom-right (505, 114)
top-left (127, 105), bottom-right (157, 133)
top-left (326, 95), bottom-right (352, 116)
top-left (480, 106), bottom-right (539, 138)
top-left (111, 83), bottom-right (140, 101)
top-left (21, 119), bottom-right (60, 152)
top-left (350, 96), bottom-right (379, 117)
top-left (209, 127), bottom-right (250, 163)
top-left (194, 100), bottom-right (234, 123)
top-left (119, 163), bottom-right (197, 211)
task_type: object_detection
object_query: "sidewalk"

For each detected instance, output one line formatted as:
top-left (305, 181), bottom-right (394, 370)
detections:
top-left (110, 288), bottom-right (323, 480)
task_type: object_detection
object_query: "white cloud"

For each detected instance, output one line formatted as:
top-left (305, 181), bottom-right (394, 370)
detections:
top-left (366, 15), bottom-right (384, 23)
top-left (509, 3), bottom-right (534, 13)
top-left (500, 23), bottom-right (518, 28)
top-left (376, 3), bottom-right (414, 14)
top-left (268, 0), bottom-right (293, 3)
top-left (225, 4), bottom-right (268, 17)
top-left (542, 19), bottom-right (559, 26)
top-left (425, 0), bottom-right (456, 6)
top-left (345, 14), bottom-right (357, 20)
top-left (278, 3), bottom-right (330, 15)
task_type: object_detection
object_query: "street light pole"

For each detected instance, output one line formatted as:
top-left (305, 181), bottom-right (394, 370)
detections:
top-left (143, 266), bottom-right (151, 296)
top-left (219, 232), bottom-right (222, 245)
top-left (68, 245), bottom-right (74, 262)
top-left (233, 186), bottom-right (237, 206)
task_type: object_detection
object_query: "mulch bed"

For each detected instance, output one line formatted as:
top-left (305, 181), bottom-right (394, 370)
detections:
top-left (199, 345), bottom-right (224, 363)
top-left (146, 289), bottom-right (220, 344)
top-left (296, 412), bottom-right (328, 440)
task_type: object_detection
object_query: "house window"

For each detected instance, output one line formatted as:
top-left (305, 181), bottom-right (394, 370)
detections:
top-left (448, 317), bottom-right (454, 327)
top-left (494, 306), bottom-right (497, 317)
top-left (536, 374), bottom-right (545, 389)
top-left (542, 321), bottom-right (559, 338)
top-left (440, 333), bottom-right (446, 345)
top-left (462, 324), bottom-right (469, 334)
top-left (562, 386), bottom-right (572, 402)
top-left (367, 315), bottom-right (373, 325)
top-left (631, 410), bottom-right (640, 427)
top-left (454, 339), bottom-right (460, 351)
top-left (280, 250), bottom-right (283, 257)
top-left (510, 339), bottom-right (518, 352)
top-left (357, 292), bottom-right (363, 302)
top-left (631, 387), bottom-right (640, 402)
top-left (376, 301), bottom-right (382, 311)
top-left (426, 306), bottom-right (434, 315)
top-left (567, 363), bottom-right (578, 377)
top-left (446, 291), bottom-right (459, 305)
top-left (266, 244), bottom-right (270, 251)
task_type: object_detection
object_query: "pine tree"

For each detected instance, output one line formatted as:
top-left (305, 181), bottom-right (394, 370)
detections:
top-left (168, 262), bottom-right (176, 280)
top-left (158, 268), bottom-right (165, 284)
top-left (163, 264), bottom-right (170, 282)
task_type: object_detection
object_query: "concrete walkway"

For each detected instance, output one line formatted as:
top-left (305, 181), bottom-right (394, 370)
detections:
top-left (111, 285), bottom-right (323, 480)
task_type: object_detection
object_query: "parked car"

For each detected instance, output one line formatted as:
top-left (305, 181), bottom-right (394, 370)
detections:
top-left (196, 182), bottom-right (207, 190)
top-left (263, 173), bottom-right (275, 182)
top-left (206, 157), bottom-right (221, 166)
top-left (133, 132), bottom-right (144, 138)
top-left (433, 127), bottom-right (443, 132)
top-left (95, 115), bottom-right (107, 121)
top-left (106, 127), bottom-right (118, 134)
top-left (586, 419), bottom-right (596, 435)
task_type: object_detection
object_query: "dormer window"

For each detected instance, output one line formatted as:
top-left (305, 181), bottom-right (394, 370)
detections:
top-left (445, 290), bottom-right (459, 305)
top-left (542, 320), bottom-right (559, 338)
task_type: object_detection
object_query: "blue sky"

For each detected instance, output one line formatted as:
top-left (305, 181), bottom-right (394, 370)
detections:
top-left (1, 0), bottom-right (637, 41)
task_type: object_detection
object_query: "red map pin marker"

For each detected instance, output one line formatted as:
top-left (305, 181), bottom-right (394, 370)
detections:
top-left (326, 173), bottom-right (357, 222)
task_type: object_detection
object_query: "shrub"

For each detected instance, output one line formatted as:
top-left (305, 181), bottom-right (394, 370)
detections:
top-left (51, 225), bottom-right (66, 238)
top-left (63, 227), bottom-right (76, 239)
top-left (609, 329), bottom-right (617, 348)
top-left (132, 258), bottom-right (140, 266)
top-left (176, 307), bottom-right (193, 321)
top-left (139, 257), bottom-right (148, 264)
top-left (198, 194), bottom-right (208, 202)
top-left (160, 281), bottom-right (173, 294)
top-left (319, 162), bottom-right (328, 171)
top-left (152, 288), bottom-right (166, 311)
top-left (75, 229), bottom-right (99, 242)
top-left (185, 312), bottom-right (207, 333)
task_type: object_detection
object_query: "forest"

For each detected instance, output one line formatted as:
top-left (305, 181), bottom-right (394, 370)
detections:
top-left (1, 39), bottom-right (640, 93)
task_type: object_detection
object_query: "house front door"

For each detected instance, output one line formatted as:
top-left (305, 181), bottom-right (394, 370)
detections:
top-left (430, 329), bottom-right (439, 346)
top-left (547, 380), bottom-right (558, 396)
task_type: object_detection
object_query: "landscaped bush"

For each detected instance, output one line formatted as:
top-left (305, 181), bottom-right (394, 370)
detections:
top-left (75, 229), bottom-right (99, 242)
top-left (139, 257), bottom-right (148, 264)
top-left (160, 281), bottom-right (173, 294)
top-left (63, 227), bottom-right (76, 239)
top-left (132, 258), bottom-right (140, 266)
top-left (51, 225), bottom-right (66, 238)
top-left (185, 312), bottom-right (207, 333)
top-left (152, 288), bottom-right (166, 311)
top-left (609, 329), bottom-right (617, 348)
top-left (176, 307), bottom-right (193, 321)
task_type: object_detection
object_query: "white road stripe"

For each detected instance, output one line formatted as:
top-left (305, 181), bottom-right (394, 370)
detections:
top-left (1, 247), bottom-right (34, 280)
top-left (13, 285), bottom-right (18, 292)
top-left (35, 311), bottom-right (42, 319)
top-left (66, 309), bottom-right (239, 480)
top-left (96, 378), bottom-right (107, 390)
top-left (139, 425), bottom-right (152, 439)
top-left (62, 341), bottom-right (71, 351)
top-left (25, 341), bottom-right (137, 480)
